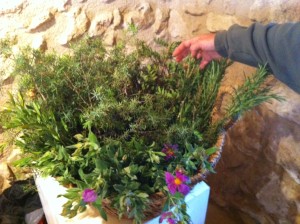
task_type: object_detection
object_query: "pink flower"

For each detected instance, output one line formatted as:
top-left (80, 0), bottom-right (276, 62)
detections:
top-left (162, 144), bottom-right (178, 160)
top-left (82, 188), bottom-right (97, 203)
top-left (165, 171), bottom-right (190, 195)
top-left (159, 212), bottom-right (177, 224)
top-left (167, 218), bottom-right (176, 224)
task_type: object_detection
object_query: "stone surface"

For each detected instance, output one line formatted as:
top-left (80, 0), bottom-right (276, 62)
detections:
top-left (206, 12), bottom-right (239, 32)
top-left (183, 2), bottom-right (206, 16)
top-left (153, 8), bottom-right (170, 34)
top-left (103, 28), bottom-right (115, 46)
top-left (98, 0), bottom-right (115, 3)
top-left (0, 163), bottom-right (11, 194)
top-left (123, 2), bottom-right (155, 30)
top-left (168, 9), bottom-right (187, 38)
top-left (207, 104), bottom-right (300, 223)
top-left (31, 34), bottom-right (47, 50)
top-left (88, 10), bottom-right (113, 37)
top-left (249, 0), bottom-right (300, 22)
top-left (27, 11), bottom-right (54, 32)
top-left (206, 201), bottom-right (246, 224)
top-left (0, 0), bottom-right (26, 15)
top-left (112, 9), bottom-right (122, 28)
top-left (223, 0), bottom-right (236, 15)
top-left (58, 7), bottom-right (89, 45)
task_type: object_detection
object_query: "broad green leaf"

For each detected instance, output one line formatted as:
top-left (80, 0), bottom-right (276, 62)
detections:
top-left (93, 199), bottom-right (107, 221)
top-left (205, 146), bottom-right (218, 156)
top-left (95, 159), bottom-right (108, 171)
top-left (203, 160), bottom-right (216, 173)
top-left (88, 130), bottom-right (99, 145)
top-left (137, 193), bottom-right (148, 198)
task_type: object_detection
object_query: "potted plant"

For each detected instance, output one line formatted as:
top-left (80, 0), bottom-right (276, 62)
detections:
top-left (0, 29), bottom-right (280, 223)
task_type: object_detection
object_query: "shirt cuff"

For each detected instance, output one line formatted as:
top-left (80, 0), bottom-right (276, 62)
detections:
top-left (214, 31), bottom-right (228, 58)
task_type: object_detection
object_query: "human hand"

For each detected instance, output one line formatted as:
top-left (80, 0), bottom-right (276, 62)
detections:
top-left (172, 33), bottom-right (222, 69)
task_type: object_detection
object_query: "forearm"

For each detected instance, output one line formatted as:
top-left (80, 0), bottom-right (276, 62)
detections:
top-left (214, 22), bottom-right (300, 93)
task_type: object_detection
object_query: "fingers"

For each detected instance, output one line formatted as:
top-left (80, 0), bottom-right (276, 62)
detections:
top-left (173, 41), bottom-right (191, 62)
top-left (172, 34), bottom-right (219, 70)
top-left (190, 49), bottom-right (198, 58)
top-left (173, 41), bottom-right (191, 56)
top-left (196, 52), bottom-right (202, 59)
top-left (199, 60), bottom-right (209, 70)
top-left (174, 48), bottom-right (190, 62)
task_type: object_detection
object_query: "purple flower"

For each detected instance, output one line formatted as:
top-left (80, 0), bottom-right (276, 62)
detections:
top-left (165, 171), bottom-right (190, 195)
top-left (162, 144), bottom-right (178, 160)
top-left (166, 218), bottom-right (176, 224)
top-left (159, 212), bottom-right (177, 224)
top-left (82, 188), bottom-right (97, 203)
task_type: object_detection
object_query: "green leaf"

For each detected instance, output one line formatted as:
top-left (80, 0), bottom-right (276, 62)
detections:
top-left (174, 192), bottom-right (184, 199)
top-left (137, 192), bottom-right (148, 198)
top-left (56, 145), bottom-right (69, 161)
top-left (95, 158), bottom-right (108, 171)
top-left (205, 146), bottom-right (218, 156)
top-left (193, 130), bottom-right (203, 141)
top-left (78, 168), bottom-right (87, 183)
top-left (114, 184), bottom-right (125, 193)
top-left (59, 191), bottom-right (79, 200)
top-left (93, 198), bottom-right (107, 221)
top-left (203, 160), bottom-right (216, 173)
top-left (162, 197), bottom-right (171, 212)
top-left (185, 142), bottom-right (194, 153)
top-left (74, 134), bottom-right (84, 141)
top-left (88, 131), bottom-right (99, 145)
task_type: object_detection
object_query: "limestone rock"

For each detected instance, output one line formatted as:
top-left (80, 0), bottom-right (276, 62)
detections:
top-left (88, 11), bottom-right (113, 37)
top-left (281, 172), bottom-right (300, 222)
top-left (256, 172), bottom-right (289, 216)
top-left (73, 0), bottom-right (88, 3)
top-left (184, 3), bottom-right (206, 16)
top-left (6, 148), bottom-right (22, 164)
top-left (152, 8), bottom-right (169, 34)
top-left (277, 135), bottom-right (300, 184)
top-left (98, 0), bottom-right (116, 3)
top-left (112, 9), bottom-right (121, 28)
top-left (24, 0), bottom-right (68, 16)
top-left (205, 0), bottom-right (213, 4)
top-left (21, 0), bottom-right (70, 34)
top-left (249, 0), bottom-right (275, 22)
top-left (0, 55), bottom-right (16, 82)
top-left (265, 76), bottom-right (300, 126)
top-left (123, 2), bottom-right (154, 30)
top-left (75, 8), bottom-right (90, 35)
top-left (103, 28), bottom-right (115, 46)
top-left (168, 9), bottom-right (187, 38)
top-left (248, 0), bottom-right (300, 22)
top-left (31, 34), bottom-right (47, 50)
top-left (0, 163), bottom-right (12, 193)
top-left (206, 12), bottom-right (239, 32)
top-left (27, 11), bottom-right (54, 32)
top-left (0, 0), bottom-right (26, 15)
top-left (223, 0), bottom-right (236, 15)
top-left (58, 7), bottom-right (89, 45)
top-left (207, 104), bottom-right (300, 223)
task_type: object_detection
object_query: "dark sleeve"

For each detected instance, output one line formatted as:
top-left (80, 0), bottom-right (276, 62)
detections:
top-left (214, 22), bottom-right (300, 93)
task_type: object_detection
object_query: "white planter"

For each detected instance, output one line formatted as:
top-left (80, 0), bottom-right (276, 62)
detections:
top-left (35, 176), bottom-right (210, 224)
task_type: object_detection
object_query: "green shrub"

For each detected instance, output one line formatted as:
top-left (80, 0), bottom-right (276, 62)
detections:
top-left (0, 33), bottom-right (281, 223)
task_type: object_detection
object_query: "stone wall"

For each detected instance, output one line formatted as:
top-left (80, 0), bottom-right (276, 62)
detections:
top-left (0, 0), bottom-right (299, 223)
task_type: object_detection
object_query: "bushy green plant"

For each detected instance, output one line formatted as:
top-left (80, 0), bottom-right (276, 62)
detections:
top-left (0, 32), bottom-right (281, 223)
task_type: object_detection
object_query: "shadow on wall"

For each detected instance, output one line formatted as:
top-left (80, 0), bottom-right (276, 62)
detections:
top-left (206, 105), bottom-right (300, 224)
top-left (0, 178), bottom-right (44, 224)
